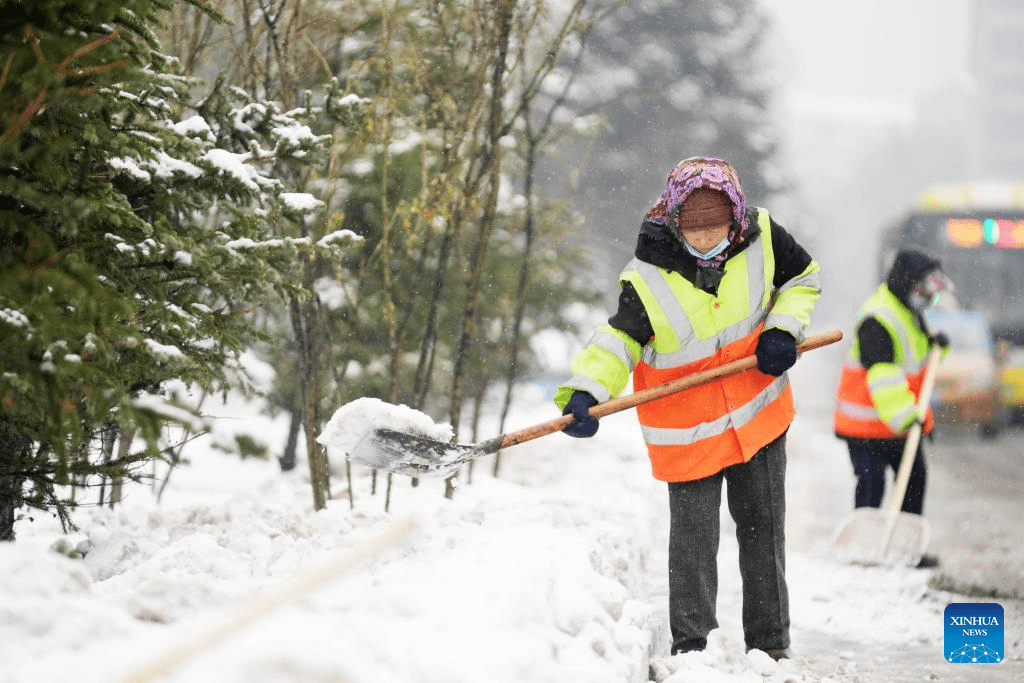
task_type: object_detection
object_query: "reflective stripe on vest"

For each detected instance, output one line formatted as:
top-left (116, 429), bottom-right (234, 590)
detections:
top-left (624, 209), bottom-right (798, 482)
top-left (559, 325), bottom-right (642, 403)
top-left (833, 285), bottom-right (934, 438)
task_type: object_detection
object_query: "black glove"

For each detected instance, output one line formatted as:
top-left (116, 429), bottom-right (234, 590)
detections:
top-left (562, 391), bottom-right (599, 438)
top-left (755, 328), bottom-right (797, 377)
top-left (929, 331), bottom-right (950, 349)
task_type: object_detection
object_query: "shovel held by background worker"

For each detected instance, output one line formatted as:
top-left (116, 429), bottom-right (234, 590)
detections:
top-left (831, 343), bottom-right (943, 568)
top-left (350, 329), bottom-right (843, 479)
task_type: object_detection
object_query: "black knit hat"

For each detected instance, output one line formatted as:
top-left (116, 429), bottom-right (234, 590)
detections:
top-left (887, 248), bottom-right (942, 302)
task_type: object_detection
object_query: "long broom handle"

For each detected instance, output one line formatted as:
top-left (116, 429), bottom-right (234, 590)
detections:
top-left (886, 343), bottom-right (943, 515)
top-left (497, 328), bottom-right (844, 450)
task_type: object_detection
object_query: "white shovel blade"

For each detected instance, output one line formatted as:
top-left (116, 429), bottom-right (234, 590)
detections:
top-left (831, 508), bottom-right (930, 568)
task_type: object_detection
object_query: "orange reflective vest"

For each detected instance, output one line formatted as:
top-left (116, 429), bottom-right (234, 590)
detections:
top-left (833, 285), bottom-right (934, 439)
top-left (633, 326), bottom-right (796, 481)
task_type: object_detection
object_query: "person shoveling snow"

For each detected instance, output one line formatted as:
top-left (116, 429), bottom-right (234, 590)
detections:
top-left (553, 157), bottom-right (823, 661)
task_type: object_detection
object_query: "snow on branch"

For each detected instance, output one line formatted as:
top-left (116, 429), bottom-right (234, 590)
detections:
top-left (144, 339), bottom-right (185, 359)
top-left (173, 115), bottom-right (213, 140)
top-left (279, 192), bottom-right (324, 214)
top-left (317, 229), bottom-right (362, 248)
top-left (133, 394), bottom-right (207, 432)
top-left (224, 236), bottom-right (313, 252)
top-left (0, 308), bottom-right (30, 328)
top-left (203, 149), bottom-right (264, 191)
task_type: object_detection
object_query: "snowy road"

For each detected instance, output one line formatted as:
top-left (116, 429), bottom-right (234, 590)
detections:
top-left (742, 352), bottom-right (1024, 682)
top-left (784, 415), bottom-right (1024, 682)
top-left (926, 424), bottom-right (1024, 601)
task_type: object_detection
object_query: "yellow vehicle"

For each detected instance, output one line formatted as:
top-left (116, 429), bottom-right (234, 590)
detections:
top-left (999, 343), bottom-right (1024, 424)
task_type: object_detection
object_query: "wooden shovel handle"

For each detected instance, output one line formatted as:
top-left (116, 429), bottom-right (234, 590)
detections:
top-left (498, 328), bottom-right (844, 450)
top-left (886, 342), bottom-right (943, 515)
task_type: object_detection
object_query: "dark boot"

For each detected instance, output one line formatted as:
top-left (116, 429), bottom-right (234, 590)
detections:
top-left (764, 647), bottom-right (794, 661)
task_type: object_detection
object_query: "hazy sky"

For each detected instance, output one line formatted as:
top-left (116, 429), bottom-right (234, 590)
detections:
top-left (760, 0), bottom-right (973, 106)
top-left (755, 1), bottom-right (978, 320)
top-left (755, 0), bottom-right (976, 200)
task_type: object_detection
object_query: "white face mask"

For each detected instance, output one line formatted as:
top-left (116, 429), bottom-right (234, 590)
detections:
top-left (908, 269), bottom-right (953, 312)
top-left (908, 290), bottom-right (931, 313)
top-left (684, 234), bottom-right (731, 260)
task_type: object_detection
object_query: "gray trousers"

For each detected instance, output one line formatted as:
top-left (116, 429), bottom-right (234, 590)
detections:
top-left (667, 433), bottom-right (790, 654)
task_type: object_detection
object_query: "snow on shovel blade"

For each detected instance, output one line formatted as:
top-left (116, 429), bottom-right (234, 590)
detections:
top-left (349, 428), bottom-right (503, 479)
top-left (831, 508), bottom-right (929, 568)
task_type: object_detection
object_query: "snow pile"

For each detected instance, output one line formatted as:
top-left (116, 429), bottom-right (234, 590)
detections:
top-left (317, 396), bottom-right (455, 456)
top-left (0, 405), bottom-right (660, 683)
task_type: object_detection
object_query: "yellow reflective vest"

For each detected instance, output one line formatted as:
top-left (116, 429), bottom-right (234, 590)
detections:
top-left (557, 209), bottom-right (821, 482)
top-left (833, 285), bottom-right (935, 439)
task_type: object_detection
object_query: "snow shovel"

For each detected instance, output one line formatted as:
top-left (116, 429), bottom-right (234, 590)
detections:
top-left (349, 329), bottom-right (843, 479)
top-left (831, 343), bottom-right (942, 568)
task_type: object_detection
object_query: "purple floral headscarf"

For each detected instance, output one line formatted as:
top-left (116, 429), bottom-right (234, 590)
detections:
top-left (647, 157), bottom-right (749, 266)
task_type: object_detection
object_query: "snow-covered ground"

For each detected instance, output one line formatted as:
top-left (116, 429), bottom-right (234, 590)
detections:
top-left (1, 344), bottom-right (1019, 682)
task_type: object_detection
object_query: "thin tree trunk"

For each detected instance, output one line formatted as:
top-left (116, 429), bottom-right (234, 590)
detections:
top-left (108, 426), bottom-right (134, 508)
top-left (0, 422), bottom-right (28, 541)
top-left (466, 378), bottom-right (487, 483)
top-left (495, 137), bottom-right (538, 477)
top-left (279, 405), bottom-right (301, 472)
top-left (412, 221), bottom-right (456, 408)
top-left (0, 473), bottom-right (19, 542)
top-left (97, 427), bottom-right (114, 508)
top-left (377, 3), bottom-right (400, 511)
top-left (291, 292), bottom-right (331, 510)
top-left (492, 12), bottom-right (594, 474)
top-left (448, 1), bottom-right (515, 499)
top-left (156, 389), bottom-right (207, 503)
top-left (345, 458), bottom-right (354, 509)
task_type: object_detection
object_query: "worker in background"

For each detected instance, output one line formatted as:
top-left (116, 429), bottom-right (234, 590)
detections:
top-left (833, 248), bottom-right (952, 568)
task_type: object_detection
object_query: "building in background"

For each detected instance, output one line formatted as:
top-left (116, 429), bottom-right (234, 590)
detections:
top-left (973, 0), bottom-right (1024, 176)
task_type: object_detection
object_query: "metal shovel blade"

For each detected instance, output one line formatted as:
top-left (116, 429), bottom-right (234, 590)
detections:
top-left (349, 428), bottom-right (503, 479)
top-left (831, 508), bottom-right (930, 567)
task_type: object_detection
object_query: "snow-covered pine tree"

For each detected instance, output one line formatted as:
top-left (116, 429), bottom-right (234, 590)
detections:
top-left (0, 0), bottom-right (193, 537)
top-left (0, 0), bottom-right (353, 537)
top-left (134, 1), bottom-right (613, 506)
top-left (153, 0), bottom-right (389, 509)
top-left (191, 76), bottom-right (366, 509)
